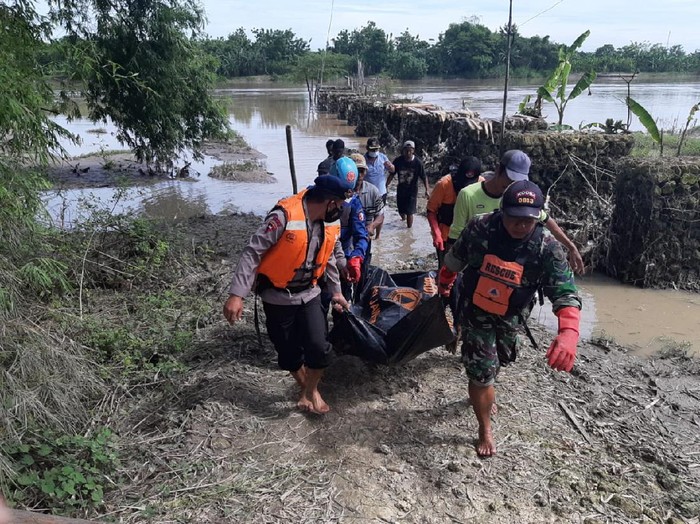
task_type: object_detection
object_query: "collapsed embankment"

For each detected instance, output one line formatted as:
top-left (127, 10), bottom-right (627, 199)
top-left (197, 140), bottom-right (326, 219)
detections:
top-left (317, 88), bottom-right (700, 291)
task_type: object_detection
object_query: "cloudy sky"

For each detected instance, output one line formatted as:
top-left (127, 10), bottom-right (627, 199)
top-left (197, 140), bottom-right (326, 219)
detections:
top-left (201, 0), bottom-right (700, 53)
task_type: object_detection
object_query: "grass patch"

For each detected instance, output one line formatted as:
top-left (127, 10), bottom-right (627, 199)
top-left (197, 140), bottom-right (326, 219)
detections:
top-left (630, 130), bottom-right (700, 157)
top-left (73, 149), bottom-right (130, 159)
top-left (211, 161), bottom-right (260, 177)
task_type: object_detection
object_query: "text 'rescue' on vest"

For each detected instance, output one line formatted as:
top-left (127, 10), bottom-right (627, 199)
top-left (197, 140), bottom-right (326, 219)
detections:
top-left (257, 189), bottom-right (340, 290)
top-left (462, 211), bottom-right (544, 317)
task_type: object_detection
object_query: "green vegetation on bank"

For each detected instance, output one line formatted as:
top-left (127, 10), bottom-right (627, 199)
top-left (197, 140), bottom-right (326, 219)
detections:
top-left (1, 0), bottom-right (230, 515)
top-left (40, 18), bottom-right (700, 82)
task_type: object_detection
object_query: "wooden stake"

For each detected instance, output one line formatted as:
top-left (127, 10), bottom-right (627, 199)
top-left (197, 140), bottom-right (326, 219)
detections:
top-left (285, 125), bottom-right (298, 194)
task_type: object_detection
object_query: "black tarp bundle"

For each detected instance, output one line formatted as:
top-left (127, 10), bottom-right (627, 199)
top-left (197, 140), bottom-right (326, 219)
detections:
top-left (329, 266), bottom-right (455, 365)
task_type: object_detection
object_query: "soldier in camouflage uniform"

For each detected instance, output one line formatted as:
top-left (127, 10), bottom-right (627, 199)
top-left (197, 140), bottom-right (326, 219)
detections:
top-left (438, 180), bottom-right (582, 457)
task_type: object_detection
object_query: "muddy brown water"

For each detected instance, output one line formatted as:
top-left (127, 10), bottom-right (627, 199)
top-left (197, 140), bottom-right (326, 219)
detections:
top-left (45, 80), bottom-right (700, 356)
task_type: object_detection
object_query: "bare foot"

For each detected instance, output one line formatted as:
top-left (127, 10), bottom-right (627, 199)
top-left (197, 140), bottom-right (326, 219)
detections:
top-left (297, 395), bottom-right (313, 412)
top-left (476, 427), bottom-right (496, 457)
top-left (491, 403), bottom-right (498, 416)
top-left (308, 389), bottom-right (330, 415)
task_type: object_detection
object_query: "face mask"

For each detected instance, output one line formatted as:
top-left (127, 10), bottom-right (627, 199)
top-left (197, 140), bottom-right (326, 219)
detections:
top-left (324, 202), bottom-right (342, 223)
top-left (452, 174), bottom-right (469, 193)
top-left (367, 151), bottom-right (378, 158)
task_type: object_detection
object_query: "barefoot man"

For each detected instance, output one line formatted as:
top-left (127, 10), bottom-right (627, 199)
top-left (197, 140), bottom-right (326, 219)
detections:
top-left (223, 175), bottom-right (352, 414)
top-left (438, 180), bottom-right (582, 457)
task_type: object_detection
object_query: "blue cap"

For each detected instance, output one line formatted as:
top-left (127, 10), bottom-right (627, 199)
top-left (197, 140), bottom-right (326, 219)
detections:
top-left (329, 156), bottom-right (358, 191)
top-left (501, 149), bottom-right (531, 182)
top-left (313, 175), bottom-right (351, 199)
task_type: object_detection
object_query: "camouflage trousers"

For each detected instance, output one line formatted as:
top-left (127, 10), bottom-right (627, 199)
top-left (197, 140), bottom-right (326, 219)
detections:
top-left (460, 309), bottom-right (520, 386)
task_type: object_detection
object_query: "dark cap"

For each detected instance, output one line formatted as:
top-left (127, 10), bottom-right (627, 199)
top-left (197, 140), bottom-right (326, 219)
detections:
top-left (501, 149), bottom-right (531, 181)
top-left (502, 180), bottom-right (545, 218)
top-left (313, 175), bottom-right (352, 200)
top-left (457, 156), bottom-right (482, 178)
top-left (366, 137), bottom-right (380, 150)
top-left (332, 139), bottom-right (345, 152)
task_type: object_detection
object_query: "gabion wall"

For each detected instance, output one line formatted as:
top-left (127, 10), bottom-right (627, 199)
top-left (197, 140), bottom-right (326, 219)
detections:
top-left (608, 158), bottom-right (700, 290)
top-left (318, 89), bottom-right (699, 290)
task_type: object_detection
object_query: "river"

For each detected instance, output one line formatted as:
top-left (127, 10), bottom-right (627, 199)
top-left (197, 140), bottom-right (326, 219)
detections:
top-left (45, 77), bottom-right (700, 356)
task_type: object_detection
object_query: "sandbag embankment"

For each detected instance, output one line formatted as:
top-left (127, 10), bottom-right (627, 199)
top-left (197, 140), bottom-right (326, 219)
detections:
top-left (608, 157), bottom-right (700, 290)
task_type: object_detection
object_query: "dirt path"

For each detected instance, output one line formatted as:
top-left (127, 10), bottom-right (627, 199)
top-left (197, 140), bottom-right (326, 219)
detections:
top-left (97, 214), bottom-right (700, 524)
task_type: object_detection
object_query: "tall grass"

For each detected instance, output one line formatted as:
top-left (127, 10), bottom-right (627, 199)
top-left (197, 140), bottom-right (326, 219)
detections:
top-left (630, 128), bottom-right (700, 157)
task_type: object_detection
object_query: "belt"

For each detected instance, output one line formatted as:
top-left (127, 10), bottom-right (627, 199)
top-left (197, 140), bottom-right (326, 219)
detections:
top-left (274, 283), bottom-right (313, 294)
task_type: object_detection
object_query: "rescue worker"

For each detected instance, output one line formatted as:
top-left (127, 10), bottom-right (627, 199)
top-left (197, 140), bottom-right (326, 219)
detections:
top-left (427, 156), bottom-right (483, 268)
top-left (438, 180), bottom-right (582, 457)
top-left (223, 175), bottom-right (352, 415)
top-left (448, 150), bottom-right (585, 274)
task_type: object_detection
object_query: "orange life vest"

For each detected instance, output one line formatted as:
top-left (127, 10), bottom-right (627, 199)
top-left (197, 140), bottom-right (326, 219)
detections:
top-left (463, 211), bottom-right (544, 317)
top-left (472, 254), bottom-right (526, 315)
top-left (257, 189), bottom-right (340, 289)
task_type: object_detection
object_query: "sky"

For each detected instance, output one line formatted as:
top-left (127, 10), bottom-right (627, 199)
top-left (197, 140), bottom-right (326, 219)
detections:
top-left (201, 0), bottom-right (700, 53)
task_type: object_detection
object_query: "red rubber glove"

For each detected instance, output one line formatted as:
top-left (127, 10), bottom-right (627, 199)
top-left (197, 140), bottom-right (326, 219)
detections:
top-left (347, 256), bottom-right (363, 283)
top-left (427, 212), bottom-right (444, 251)
top-left (546, 306), bottom-right (580, 372)
top-left (437, 266), bottom-right (457, 297)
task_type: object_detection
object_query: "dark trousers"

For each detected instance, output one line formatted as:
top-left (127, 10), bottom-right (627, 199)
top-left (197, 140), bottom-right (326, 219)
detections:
top-left (262, 295), bottom-right (332, 371)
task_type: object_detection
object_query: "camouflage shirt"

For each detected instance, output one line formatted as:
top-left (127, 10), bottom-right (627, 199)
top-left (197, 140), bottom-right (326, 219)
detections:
top-left (444, 211), bottom-right (581, 316)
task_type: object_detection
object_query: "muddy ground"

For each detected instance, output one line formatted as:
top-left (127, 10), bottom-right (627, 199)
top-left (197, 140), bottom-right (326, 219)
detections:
top-left (45, 139), bottom-right (271, 189)
top-left (44, 141), bottom-right (700, 523)
top-left (94, 213), bottom-right (700, 524)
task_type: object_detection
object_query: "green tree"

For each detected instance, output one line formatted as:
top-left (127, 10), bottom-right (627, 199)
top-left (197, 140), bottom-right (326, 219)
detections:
top-left (201, 29), bottom-right (261, 77)
top-left (0, 0), bottom-right (75, 313)
top-left (55, 0), bottom-right (230, 167)
top-left (251, 28), bottom-right (309, 75)
top-left (433, 20), bottom-right (497, 77)
top-left (331, 21), bottom-right (390, 76)
top-left (289, 51), bottom-right (352, 102)
top-left (387, 51), bottom-right (427, 79)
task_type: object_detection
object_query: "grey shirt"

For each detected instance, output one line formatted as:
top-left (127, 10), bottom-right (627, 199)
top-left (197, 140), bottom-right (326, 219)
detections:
top-left (356, 180), bottom-right (384, 225)
top-left (228, 206), bottom-right (342, 305)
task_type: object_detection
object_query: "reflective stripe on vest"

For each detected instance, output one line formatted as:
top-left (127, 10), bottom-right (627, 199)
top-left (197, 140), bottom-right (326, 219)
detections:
top-left (257, 189), bottom-right (339, 289)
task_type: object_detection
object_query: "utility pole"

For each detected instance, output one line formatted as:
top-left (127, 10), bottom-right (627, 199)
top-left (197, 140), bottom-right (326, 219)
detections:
top-left (499, 0), bottom-right (514, 156)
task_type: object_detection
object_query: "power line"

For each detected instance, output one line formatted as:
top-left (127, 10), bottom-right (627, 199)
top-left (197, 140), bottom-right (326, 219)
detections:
top-left (319, 0), bottom-right (335, 90)
top-left (520, 0), bottom-right (565, 27)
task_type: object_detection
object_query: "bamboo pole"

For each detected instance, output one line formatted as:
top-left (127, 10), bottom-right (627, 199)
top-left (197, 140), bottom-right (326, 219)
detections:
top-left (285, 125), bottom-right (298, 194)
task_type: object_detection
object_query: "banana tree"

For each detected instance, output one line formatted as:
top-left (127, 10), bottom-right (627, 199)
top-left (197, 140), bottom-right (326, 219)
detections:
top-left (627, 97), bottom-right (663, 155)
top-left (537, 30), bottom-right (597, 127)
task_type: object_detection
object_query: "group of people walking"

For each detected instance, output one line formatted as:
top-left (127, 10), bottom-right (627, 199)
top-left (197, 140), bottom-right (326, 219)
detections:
top-left (223, 138), bottom-right (583, 457)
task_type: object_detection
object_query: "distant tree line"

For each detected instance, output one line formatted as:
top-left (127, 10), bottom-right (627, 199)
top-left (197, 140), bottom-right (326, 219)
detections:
top-left (40, 19), bottom-right (700, 82)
